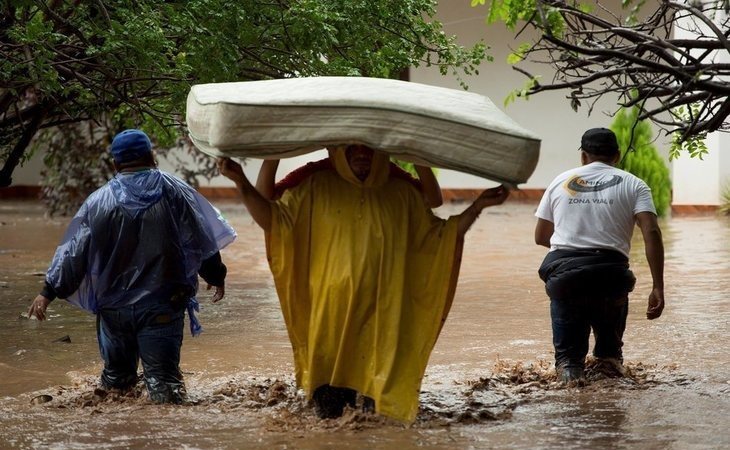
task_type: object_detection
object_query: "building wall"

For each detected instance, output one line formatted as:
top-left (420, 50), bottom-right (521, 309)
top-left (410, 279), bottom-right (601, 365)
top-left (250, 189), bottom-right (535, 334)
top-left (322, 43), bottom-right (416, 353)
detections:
top-left (671, 6), bottom-right (729, 207)
top-left (671, 133), bottom-right (724, 206)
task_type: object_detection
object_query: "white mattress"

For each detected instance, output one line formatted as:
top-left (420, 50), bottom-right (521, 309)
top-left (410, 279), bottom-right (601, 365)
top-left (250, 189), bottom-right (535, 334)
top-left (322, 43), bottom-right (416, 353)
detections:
top-left (186, 77), bottom-right (541, 185)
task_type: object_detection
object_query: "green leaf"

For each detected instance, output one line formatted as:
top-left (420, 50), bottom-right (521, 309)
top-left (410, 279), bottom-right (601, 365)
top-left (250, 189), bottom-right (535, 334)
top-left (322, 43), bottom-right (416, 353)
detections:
top-left (2, 0), bottom-right (490, 214)
top-left (504, 89), bottom-right (518, 107)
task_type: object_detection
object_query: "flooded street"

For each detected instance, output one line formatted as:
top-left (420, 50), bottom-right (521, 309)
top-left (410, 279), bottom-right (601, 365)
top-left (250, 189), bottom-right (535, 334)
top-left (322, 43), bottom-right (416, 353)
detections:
top-left (1, 199), bottom-right (728, 449)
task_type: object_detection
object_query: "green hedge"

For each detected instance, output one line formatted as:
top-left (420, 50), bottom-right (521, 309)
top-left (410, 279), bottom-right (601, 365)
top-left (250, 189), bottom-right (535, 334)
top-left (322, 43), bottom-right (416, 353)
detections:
top-left (610, 107), bottom-right (671, 217)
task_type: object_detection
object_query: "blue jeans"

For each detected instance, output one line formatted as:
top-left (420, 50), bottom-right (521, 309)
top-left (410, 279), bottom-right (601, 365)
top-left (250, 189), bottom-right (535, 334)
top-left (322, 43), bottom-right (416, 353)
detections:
top-left (96, 299), bottom-right (185, 403)
top-left (550, 295), bottom-right (629, 370)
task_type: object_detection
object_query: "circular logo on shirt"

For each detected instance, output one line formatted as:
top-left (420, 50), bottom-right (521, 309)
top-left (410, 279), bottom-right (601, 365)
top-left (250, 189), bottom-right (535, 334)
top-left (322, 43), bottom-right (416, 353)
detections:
top-left (563, 175), bottom-right (623, 196)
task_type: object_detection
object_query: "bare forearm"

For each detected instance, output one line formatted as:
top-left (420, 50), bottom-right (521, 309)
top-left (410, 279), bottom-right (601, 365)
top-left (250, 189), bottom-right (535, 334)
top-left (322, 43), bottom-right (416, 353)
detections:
top-left (636, 212), bottom-right (665, 289)
top-left (456, 185), bottom-right (509, 236)
top-left (235, 175), bottom-right (273, 232)
top-left (635, 212), bottom-right (666, 319)
top-left (644, 228), bottom-right (665, 289)
top-left (456, 201), bottom-right (483, 236)
top-left (255, 159), bottom-right (279, 200)
top-left (218, 157), bottom-right (273, 231)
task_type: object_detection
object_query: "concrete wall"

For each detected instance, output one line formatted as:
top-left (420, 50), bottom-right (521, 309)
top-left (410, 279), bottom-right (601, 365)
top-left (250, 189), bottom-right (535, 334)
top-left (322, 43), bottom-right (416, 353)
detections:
top-left (11, 150), bottom-right (46, 186)
top-left (671, 133), bottom-right (726, 206)
top-left (671, 6), bottom-right (730, 206)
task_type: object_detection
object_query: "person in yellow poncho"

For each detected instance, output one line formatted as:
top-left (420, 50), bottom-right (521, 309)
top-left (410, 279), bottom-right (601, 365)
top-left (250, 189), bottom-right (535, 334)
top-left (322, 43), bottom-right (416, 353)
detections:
top-left (218, 145), bottom-right (508, 422)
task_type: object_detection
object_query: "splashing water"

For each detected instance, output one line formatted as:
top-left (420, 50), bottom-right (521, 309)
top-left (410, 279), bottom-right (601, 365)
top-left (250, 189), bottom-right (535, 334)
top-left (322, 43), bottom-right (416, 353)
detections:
top-left (0, 200), bottom-right (728, 449)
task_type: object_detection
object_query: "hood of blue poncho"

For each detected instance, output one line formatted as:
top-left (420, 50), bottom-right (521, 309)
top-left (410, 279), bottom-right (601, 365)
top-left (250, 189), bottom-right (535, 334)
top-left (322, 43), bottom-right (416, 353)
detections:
top-left (109, 169), bottom-right (163, 215)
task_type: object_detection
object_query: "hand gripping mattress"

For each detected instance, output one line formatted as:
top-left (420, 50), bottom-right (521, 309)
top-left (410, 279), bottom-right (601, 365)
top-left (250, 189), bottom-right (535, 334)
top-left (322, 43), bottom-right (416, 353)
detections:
top-left (186, 77), bottom-right (541, 185)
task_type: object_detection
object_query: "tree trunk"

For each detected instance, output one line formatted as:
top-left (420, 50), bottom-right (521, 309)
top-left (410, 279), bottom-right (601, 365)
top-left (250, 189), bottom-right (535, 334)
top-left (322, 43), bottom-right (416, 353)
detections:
top-left (0, 111), bottom-right (45, 188)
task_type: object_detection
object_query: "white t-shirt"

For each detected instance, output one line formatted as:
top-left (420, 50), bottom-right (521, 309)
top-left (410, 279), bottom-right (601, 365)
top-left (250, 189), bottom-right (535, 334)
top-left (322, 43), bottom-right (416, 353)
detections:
top-left (535, 162), bottom-right (656, 257)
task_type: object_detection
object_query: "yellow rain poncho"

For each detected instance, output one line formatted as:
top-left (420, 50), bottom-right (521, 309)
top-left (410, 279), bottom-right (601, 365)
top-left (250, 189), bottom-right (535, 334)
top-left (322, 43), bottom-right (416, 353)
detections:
top-left (266, 149), bottom-right (462, 422)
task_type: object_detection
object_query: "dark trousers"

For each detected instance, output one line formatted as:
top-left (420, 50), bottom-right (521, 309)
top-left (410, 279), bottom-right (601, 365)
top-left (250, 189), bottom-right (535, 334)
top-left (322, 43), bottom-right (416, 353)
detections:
top-left (550, 295), bottom-right (629, 370)
top-left (96, 299), bottom-right (185, 403)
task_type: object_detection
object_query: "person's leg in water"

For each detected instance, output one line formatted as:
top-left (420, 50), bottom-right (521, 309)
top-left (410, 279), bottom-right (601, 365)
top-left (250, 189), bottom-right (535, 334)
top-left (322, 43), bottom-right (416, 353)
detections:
top-left (550, 296), bottom-right (590, 383)
top-left (312, 384), bottom-right (357, 419)
top-left (97, 309), bottom-right (140, 391)
top-left (135, 300), bottom-right (186, 404)
top-left (590, 294), bottom-right (629, 377)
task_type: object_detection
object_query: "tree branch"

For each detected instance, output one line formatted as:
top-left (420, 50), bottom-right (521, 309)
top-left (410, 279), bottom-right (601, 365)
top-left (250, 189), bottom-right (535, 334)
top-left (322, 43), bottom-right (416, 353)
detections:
top-left (506, 0), bottom-right (730, 138)
top-left (0, 109), bottom-right (46, 188)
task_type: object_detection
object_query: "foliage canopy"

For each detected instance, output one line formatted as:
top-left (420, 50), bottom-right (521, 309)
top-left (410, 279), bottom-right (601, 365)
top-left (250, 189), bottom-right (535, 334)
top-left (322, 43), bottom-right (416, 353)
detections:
top-left (1, 0), bottom-right (486, 213)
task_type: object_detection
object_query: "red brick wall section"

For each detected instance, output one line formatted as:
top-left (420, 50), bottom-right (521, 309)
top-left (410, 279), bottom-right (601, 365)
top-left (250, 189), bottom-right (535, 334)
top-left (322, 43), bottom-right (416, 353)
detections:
top-left (441, 188), bottom-right (544, 202)
top-left (197, 187), bottom-right (240, 199)
top-left (671, 205), bottom-right (719, 215)
top-left (0, 186), bottom-right (41, 199)
top-left (0, 185), bottom-right (721, 215)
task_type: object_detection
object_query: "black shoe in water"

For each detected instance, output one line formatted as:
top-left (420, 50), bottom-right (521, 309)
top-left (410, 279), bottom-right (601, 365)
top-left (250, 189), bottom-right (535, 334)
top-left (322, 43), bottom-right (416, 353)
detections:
top-left (592, 357), bottom-right (626, 378)
top-left (557, 366), bottom-right (585, 384)
top-left (312, 385), bottom-right (357, 419)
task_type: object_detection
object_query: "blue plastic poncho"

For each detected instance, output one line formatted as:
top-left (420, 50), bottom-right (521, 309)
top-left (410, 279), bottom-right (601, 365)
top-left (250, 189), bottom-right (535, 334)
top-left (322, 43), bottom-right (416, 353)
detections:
top-left (45, 169), bottom-right (236, 335)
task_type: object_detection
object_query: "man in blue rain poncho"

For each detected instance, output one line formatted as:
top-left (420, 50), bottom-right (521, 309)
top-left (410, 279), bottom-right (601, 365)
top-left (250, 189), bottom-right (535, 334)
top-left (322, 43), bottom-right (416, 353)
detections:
top-left (27, 129), bottom-right (236, 404)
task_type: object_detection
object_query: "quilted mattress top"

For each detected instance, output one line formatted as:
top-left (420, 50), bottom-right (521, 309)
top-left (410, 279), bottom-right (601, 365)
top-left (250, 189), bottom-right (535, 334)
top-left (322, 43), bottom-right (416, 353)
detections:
top-left (186, 77), bottom-right (541, 185)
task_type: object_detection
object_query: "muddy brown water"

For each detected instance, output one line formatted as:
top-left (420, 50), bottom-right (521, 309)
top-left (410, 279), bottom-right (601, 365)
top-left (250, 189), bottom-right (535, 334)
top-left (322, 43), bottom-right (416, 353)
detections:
top-left (0, 200), bottom-right (728, 449)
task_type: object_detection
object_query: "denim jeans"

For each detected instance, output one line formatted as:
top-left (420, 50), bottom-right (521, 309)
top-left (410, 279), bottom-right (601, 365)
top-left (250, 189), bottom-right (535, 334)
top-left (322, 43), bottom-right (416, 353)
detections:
top-left (550, 294), bottom-right (629, 370)
top-left (96, 299), bottom-right (185, 403)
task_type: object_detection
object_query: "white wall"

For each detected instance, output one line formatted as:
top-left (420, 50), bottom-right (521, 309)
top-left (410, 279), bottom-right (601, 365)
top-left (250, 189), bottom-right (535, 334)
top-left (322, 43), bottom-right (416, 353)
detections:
top-left (671, 5), bottom-right (729, 205)
top-left (672, 133), bottom-right (724, 205)
top-left (11, 150), bottom-right (46, 186)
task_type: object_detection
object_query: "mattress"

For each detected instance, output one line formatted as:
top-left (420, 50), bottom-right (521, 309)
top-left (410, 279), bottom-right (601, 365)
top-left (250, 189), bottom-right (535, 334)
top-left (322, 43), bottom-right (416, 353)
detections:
top-left (186, 77), bottom-right (541, 185)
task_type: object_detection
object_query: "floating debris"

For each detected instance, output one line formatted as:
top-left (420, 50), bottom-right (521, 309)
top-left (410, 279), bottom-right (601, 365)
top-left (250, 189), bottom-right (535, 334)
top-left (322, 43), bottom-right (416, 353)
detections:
top-left (30, 395), bottom-right (53, 405)
top-left (20, 360), bottom-right (692, 432)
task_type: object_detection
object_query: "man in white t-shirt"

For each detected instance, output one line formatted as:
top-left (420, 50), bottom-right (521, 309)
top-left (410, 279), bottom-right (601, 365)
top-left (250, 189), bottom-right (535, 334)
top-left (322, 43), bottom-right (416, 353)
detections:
top-left (534, 127), bottom-right (665, 383)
